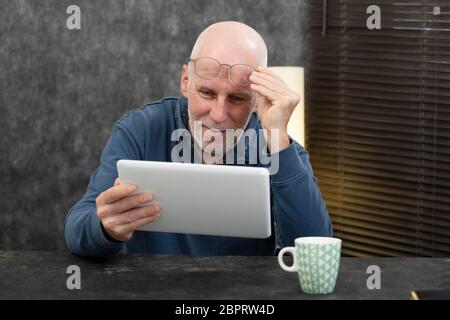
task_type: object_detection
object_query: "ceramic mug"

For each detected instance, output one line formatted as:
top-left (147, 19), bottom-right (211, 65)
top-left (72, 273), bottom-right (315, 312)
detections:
top-left (278, 237), bottom-right (342, 294)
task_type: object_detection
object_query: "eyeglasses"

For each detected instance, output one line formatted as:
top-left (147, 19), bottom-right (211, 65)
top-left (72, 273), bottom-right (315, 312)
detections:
top-left (186, 57), bottom-right (256, 87)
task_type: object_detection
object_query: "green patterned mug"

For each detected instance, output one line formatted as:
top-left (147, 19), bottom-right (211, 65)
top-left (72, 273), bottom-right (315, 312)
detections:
top-left (278, 237), bottom-right (342, 294)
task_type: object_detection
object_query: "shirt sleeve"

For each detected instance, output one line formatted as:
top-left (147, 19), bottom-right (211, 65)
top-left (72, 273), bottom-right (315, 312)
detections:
top-left (270, 141), bottom-right (333, 247)
top-left (63, 117), bottom-right (144, 257)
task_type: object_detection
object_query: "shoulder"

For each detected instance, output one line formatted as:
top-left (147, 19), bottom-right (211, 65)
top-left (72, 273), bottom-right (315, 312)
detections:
top-left (115, 96), bottom-right (179, 130)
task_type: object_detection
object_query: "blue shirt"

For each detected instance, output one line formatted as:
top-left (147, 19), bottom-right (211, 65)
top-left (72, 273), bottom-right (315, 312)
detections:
top-left (64, 96), bottom-right (332, 257)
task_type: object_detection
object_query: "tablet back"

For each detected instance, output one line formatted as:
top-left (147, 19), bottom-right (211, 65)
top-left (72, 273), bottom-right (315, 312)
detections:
top-left (117, 160), bottom-right (272, 238)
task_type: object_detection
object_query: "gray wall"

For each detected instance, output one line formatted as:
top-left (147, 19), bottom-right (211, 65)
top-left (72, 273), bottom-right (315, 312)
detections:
top-left (0, 0), bottom-right (307, 251)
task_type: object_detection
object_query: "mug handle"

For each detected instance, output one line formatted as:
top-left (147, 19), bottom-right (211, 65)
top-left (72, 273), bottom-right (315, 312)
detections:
top-left (278, 247), bottom-right (297, 272)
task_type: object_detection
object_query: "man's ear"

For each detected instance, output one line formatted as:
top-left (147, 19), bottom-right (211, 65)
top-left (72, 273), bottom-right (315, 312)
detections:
top-left (180, 64), bottom-right (189, 97)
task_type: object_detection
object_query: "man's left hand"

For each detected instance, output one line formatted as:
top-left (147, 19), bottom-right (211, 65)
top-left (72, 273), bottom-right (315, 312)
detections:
top-left (249, 66), bottom-right (300, 153)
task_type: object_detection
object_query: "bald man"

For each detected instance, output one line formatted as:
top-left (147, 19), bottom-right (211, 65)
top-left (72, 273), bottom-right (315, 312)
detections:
top-left (64, 21), bottom-right (332, 257)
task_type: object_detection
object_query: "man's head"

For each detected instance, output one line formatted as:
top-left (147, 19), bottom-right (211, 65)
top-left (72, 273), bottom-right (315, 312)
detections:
top-left (180, 21), bottom-right (268, 154)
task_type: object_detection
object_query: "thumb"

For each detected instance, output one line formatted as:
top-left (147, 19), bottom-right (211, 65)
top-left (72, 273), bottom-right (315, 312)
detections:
top-left (114, 178), bottom-right (120, 186)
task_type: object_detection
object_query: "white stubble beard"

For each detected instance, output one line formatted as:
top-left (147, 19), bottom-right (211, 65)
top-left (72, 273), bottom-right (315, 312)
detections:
top-left (188, 108), bottom-right (254, 164)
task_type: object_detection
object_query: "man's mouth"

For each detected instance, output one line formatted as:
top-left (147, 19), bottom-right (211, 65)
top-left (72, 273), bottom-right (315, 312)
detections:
top-left (202, 125), bottom-right (226, 133)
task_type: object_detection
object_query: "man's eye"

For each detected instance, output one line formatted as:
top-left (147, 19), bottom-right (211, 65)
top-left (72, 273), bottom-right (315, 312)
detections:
top-left (229, 96), bottom-right (246, 103)
top-left (200, 90), bottom-right (214, 97)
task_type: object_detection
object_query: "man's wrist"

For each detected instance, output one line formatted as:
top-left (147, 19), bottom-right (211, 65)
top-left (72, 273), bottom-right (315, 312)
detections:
top-left (100, 221), bottom-right (124, 243)
top-left (266, 128), bottom-right (291, 153)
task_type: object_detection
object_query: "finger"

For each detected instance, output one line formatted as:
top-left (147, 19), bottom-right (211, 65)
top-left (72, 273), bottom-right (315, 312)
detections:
top-left (98, 183), bottom-right (137, 205)
top-left (250, 73), bottom-right (290, 94)
top-left (250, 83), bottom-right (278, 101)
top-left (251, 71), bottom-right (289, 91)
top-left (116, 204), bottom-right (161, 225)
top-left (114, 178), bottom-right (121, 187)
top-left (256, 66), bottom-right (285, 83)
top-left (118, 213), bottom-right (161, 234)
top-left (111, 192), bottom-right (155, 214)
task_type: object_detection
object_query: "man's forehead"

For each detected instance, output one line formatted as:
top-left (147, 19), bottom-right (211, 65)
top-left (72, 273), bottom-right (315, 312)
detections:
top-left (196, 45), bottom-right (261, 68)
top-left (200, 55), bottom-right (259, 69)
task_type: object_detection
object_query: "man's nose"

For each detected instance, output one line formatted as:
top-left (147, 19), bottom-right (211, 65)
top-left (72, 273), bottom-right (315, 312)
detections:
top-left (218, 65), bottom-right (231, 81)
top-left (209, 96), bottom-right (228, 123)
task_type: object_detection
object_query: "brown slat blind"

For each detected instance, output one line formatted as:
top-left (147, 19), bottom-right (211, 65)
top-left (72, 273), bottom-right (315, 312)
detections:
top-left (305, 0), bottom-right (450, 257)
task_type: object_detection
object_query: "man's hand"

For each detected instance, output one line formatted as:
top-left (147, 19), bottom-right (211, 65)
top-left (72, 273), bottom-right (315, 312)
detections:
top-left (249, 66), bottom-right (300, 153)
top-left (96, 178), bottom-right (160, 242)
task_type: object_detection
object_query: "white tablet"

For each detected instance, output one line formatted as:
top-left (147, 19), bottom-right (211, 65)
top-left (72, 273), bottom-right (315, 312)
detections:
top-left (117, 160), bottom-right (271, 238)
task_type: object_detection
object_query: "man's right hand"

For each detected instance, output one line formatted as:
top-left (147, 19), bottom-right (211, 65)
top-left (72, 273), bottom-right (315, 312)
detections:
top-left (96, 178), bottom-right (160, 242)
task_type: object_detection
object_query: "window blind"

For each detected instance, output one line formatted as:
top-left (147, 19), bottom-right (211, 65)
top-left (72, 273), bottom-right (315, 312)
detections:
top-left (304, 0), bottom-right (450, 256)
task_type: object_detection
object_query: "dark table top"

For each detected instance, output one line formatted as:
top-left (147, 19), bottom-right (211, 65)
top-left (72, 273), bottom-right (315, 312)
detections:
top-left (1, 251), bottom-right (449, 299)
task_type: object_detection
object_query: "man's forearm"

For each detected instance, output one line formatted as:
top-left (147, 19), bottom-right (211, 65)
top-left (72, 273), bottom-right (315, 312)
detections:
top-left (270, 143), bottom-right (333, 247)
top-left (64, 205), bottom-right (123, 257)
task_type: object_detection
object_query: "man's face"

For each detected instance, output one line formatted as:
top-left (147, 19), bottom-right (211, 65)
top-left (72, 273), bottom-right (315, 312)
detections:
top-left (181, 57), bottom-right (257, 152)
